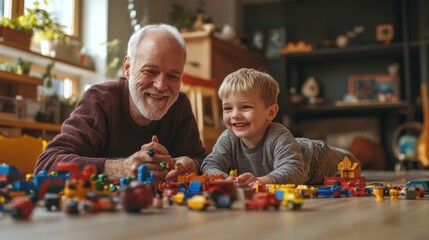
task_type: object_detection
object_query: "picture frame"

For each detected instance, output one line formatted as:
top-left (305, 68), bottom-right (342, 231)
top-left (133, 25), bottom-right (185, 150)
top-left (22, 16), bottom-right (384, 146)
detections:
top-left (376, 24), bottom-right (394, 44)
top-left (251, 30), bottom-right (264, 51)
top-left (348, 74), bottom-right (400, 102)
top-left (265, 27), bottom-right (286, 59)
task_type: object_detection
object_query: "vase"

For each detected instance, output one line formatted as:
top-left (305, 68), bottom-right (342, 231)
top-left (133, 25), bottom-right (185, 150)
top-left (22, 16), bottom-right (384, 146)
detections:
top-left (0, 26), bottom-right (33, 50)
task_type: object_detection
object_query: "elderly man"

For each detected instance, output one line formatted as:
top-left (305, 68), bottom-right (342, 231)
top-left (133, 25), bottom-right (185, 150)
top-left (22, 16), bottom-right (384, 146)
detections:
top-left (35, 24), bottom-right (207, 182)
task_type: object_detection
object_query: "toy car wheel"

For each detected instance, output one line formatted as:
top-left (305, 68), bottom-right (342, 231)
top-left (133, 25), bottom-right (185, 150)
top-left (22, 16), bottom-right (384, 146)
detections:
top-left (293, 204), bottom-right (302, 210)
top-left (274, 205), bottom-right (280, 210)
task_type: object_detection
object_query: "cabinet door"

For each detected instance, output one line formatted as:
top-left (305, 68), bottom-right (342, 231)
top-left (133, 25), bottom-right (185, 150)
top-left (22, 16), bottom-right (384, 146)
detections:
top-left (183, 35), bottom-right (212, 79)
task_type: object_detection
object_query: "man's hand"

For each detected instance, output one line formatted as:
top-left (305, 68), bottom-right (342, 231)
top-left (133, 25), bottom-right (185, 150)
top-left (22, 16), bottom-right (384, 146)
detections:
top-left (104, 135), bottom-right (172, 181)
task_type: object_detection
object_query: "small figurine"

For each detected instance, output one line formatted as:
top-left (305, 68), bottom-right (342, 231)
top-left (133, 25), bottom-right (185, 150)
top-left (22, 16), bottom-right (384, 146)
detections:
top-left (336, 35), bottom-right (348, 48)
top-left (160, 161), bottom-right (172, 171)
top-left (390, 188), bottom-right (399, 200)
top-left (148, 149), bottom-right (155, 157)
top-left (174, 162), bottom-right (184, 170)
top-left (373, 186), bottom-right (384, 201)
top-left (229, 169), bottom-right (238, 177)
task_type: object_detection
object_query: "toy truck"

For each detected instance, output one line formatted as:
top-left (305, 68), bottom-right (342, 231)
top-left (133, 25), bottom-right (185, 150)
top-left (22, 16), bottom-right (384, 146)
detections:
top-left (245, 192), bottom-right (281, 210)
top-left (405, 180), bottom-right (429, 197)
top-left (10, 196), bottom-right (34, 219)
top-left (120, 181), bottom-right (153, 212)
top-left (275, 188), bottom-right (303, 210)
top-left (207, 180), bottom-right (235, 208)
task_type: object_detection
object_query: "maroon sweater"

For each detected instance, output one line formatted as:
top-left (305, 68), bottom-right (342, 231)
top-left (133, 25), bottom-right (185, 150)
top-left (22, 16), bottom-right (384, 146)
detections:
top-left (35, 78), bottom-right (207, 173)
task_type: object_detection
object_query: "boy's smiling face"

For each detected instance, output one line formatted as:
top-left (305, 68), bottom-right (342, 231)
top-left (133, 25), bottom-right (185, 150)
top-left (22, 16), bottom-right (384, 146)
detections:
top-left (222, 91), bottom-right (278, 148)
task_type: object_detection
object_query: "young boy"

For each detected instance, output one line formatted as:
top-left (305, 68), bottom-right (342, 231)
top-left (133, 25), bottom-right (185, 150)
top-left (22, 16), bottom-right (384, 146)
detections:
top-left (201, 68), bottom-right (359, 185)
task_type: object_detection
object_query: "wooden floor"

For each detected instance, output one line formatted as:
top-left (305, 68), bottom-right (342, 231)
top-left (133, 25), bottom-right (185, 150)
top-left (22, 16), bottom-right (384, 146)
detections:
top-left (1, 171), bottom-right (429, 240)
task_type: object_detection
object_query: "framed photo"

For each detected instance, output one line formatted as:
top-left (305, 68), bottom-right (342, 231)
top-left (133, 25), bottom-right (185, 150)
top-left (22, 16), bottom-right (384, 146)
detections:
top-left (252, 30), bottom-right (264, 51)
top-left (376, 24), bottom-right (394, 44)
top-left (348, 74), bottom-right (400, 102)
top-left (265, 28), bottom-right (286, 59)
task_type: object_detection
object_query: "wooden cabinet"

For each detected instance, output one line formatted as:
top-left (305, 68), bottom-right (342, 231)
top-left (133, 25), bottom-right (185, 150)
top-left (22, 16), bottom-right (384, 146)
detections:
top-left (181, 31), bottom-right (266, 151)
top-left (183, 31), bottom-right (266, 87)
top-left (242, 0), bottom-right (428, 169)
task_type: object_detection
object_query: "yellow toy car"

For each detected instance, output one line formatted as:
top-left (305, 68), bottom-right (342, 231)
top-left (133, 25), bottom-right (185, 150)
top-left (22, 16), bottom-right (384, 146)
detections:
top-left (187, 195), bottom-right (211, 211)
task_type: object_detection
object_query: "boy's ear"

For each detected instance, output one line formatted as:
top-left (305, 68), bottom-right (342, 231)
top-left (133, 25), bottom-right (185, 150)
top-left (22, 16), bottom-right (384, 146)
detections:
top-left (267, 104), bottom-right (279, 120)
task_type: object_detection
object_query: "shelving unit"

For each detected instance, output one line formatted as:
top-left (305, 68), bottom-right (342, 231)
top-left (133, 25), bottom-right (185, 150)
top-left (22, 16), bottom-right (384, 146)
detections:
top-left (0, 41), bottom-right (96, 140)
top-left (0, 70), bottom-right (43, 99)
top-left (242, 0), bottom-right (428, 169)
top-left (0, 41), bottom-right (95, 76)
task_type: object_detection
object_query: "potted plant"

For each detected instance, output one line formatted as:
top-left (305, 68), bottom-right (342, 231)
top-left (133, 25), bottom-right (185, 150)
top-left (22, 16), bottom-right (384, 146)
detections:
top-left (0, 1), bottom-right (69, 50)
top-left (0, 15), bottom-right (34, 49)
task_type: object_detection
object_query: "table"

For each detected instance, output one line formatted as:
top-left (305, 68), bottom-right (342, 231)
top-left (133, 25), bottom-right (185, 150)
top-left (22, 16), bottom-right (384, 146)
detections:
top-left (1, 171), bottom-right (429, 240)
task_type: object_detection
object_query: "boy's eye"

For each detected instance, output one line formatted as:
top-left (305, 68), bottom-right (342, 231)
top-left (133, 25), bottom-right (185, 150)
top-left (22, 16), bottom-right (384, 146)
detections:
top-left (242, 105), bottom-right (253, 109)
top-left (223, 107), bottom-right (232, 111)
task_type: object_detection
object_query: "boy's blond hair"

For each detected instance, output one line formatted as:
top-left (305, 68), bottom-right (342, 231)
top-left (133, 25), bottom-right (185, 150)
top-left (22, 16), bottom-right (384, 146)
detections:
top-left (218, 68), bottom-right (279, 106)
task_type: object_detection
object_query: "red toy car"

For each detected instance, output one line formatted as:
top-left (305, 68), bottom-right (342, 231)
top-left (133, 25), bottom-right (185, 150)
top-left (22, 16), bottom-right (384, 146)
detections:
top-left (245, 192), bottom-right (281, 210)
top-left (120, 181), bottom-right (153, 212)
top-left (10, 196), bottom-right (34, 219)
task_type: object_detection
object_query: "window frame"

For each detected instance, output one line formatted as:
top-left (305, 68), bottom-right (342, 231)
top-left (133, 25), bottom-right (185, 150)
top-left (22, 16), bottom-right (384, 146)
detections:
top-left (11, 0), bottom-right (81, 39)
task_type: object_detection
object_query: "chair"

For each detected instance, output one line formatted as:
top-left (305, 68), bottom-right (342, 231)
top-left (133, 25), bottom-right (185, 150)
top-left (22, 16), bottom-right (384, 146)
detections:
top-left (0, 134), bottom-right (47, 174)
top-left (181, 73), bottom-right (221, 152)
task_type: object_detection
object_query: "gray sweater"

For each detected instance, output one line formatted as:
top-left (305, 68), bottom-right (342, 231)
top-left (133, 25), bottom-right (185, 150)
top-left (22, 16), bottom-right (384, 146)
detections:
top-left (201, 122), bottom-right (351, 184)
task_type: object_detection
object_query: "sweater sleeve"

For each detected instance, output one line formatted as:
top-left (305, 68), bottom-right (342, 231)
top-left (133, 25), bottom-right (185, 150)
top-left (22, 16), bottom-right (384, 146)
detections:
top-left (35, 87), bottom-right (110, 174)
top-left (265, 126), bottom-right (306, 184)
top-left (200, 130), bottom-right (232, 178)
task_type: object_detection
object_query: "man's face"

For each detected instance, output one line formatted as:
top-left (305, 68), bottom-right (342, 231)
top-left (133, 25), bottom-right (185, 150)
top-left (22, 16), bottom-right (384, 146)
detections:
top-left (125, 31), bottom-right (185, 123)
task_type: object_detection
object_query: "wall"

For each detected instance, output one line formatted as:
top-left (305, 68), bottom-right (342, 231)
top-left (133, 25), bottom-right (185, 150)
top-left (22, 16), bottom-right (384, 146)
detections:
top-left (80, 0), bottom-right (108, 93)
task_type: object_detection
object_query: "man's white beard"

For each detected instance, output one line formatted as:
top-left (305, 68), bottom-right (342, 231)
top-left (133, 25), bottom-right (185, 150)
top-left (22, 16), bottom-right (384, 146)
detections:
top-left (129, 80), bottom-right (176, 121)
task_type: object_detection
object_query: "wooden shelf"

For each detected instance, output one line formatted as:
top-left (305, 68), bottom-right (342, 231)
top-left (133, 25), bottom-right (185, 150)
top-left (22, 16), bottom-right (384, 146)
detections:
top-left (0, 118), bottom-right (61, 132)
top-left (292, 101), bottom-right (408, 119)
top-left (0, 41), bottom-right (96, 77)
top-left (283, 42), bottom-right (405, 62)
top-left (0, 70), bottom-right (43, 85)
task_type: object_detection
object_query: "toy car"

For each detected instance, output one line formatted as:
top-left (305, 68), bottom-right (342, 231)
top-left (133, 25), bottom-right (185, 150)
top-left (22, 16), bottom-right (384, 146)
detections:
top-left (245, 192), bottom-right (281, 210)
top-left (10, 196), bottom-right (34, 219)
top-left (296, 185), bottom-right (317, 198)
top-left (275, 188), bottom-right (303, 210)
top-left (406, 180), bottom-right (429, 197)
top-left (187, 195), bottom-right (211, 210)
top-left (120, 181), bottom-right (153, 212)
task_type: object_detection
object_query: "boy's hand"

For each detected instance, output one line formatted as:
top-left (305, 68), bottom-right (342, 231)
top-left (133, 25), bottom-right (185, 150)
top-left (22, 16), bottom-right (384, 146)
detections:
top-left (165, 156), bottom-right (197, 180)
top-left (256, 176), bottom-right (274, 185)
top-left (237, 172), bottom-right (257, 185)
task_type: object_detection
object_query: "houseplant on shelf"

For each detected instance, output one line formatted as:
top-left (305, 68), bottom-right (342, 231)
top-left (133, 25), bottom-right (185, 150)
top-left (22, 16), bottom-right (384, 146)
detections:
top-left (0, 15), bottom-right (34, 49)
top-left (0, 1), bottom-right (69, 51)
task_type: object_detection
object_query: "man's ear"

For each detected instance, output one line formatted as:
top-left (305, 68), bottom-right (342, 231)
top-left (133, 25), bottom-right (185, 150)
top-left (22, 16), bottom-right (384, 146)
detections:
top-left (267, 104), bottom-right (279, 120)
top-left (123, 56), bottom-right (131, 78)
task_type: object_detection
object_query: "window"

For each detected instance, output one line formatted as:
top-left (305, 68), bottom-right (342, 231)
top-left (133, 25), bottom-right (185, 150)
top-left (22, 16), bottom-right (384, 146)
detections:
top-left (1, 0), bottom-right (80, 38)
